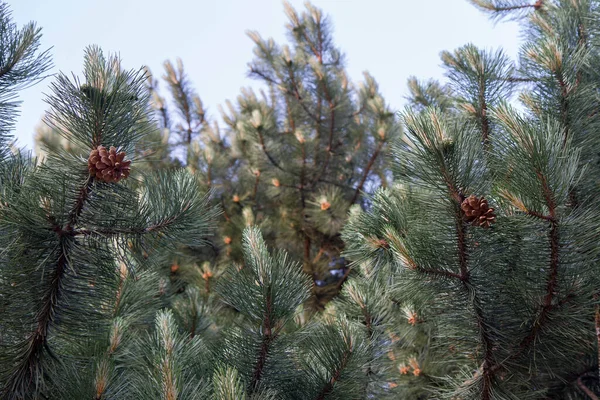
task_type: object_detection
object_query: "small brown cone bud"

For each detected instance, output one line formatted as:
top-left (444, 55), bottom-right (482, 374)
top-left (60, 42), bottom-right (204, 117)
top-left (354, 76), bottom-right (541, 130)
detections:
top-left (224, 236), bottom-right (232, 245)
top-left (461, 195), bottom-right (496, 228)
top-left (170, 264), bottom-right (179, 273)
top-left (409, 358), bottom-right (421, 376)
top-left (377, 239), bottom-right (389, 249)
top-left (320, 201), bottom-right (331, 211)
top-left (232, 195), bottom-right (240, 203)
top-left (534, 0), bottom-right (543, 10)
top-left (407, 311), bottom-right (419, 326)
top-left (88, 145), bottom-right (131, 183)
top-left (272, 178), bottom-right (280, 187)
top-left (367, 236), bottom-right (389, 250)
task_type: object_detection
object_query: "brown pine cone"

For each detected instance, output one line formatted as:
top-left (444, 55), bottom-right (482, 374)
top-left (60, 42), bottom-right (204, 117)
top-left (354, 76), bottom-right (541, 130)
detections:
top-left (88, 145), bottom-right (131, 183)
top-left (461, 195), bottom-right (496, 228)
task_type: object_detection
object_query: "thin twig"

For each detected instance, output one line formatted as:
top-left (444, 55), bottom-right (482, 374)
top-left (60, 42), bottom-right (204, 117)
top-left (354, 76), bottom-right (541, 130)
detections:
top-left (577, 377), bottom-right (599, 400)
top-left (351, 140), bottom-right (384, 204)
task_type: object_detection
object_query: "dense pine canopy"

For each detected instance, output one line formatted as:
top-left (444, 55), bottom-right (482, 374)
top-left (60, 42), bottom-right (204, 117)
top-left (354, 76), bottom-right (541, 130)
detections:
top-left (3, 1), bottom-right (600, 399)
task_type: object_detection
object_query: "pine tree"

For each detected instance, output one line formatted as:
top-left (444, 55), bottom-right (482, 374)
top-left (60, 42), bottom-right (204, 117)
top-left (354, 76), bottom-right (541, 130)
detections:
top-left (344, 0), bottom-right (600, 398)
top-left (0, 3), bottom-right (381, 398)
top-left (13, 0), bottom-right (600, 399)
top-left (0, 12), bottom-right (217, 396)
top-left (224, 1), bottom-right (400, 308)
top-left (142, 1), bottom-right (400, 310)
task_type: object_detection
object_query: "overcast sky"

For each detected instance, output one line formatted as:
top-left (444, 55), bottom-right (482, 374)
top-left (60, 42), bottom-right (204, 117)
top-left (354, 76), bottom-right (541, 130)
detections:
top-left (10, 0), bottom-right (522, 150)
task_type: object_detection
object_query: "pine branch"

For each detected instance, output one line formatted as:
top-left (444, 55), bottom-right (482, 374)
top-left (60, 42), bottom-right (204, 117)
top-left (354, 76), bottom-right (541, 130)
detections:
top-left (350, 139), bottom-right (384, 204)
top-left (525, 209), bottom-right (554, 222)
top-left (249, 293), bottom-right (276, 392)
top-left (519, 171), bottom-right (559, 349)
top-left (4, 177), bottom-right (93, 398)
top-left (489, 2), bottom-right (540, 12)
top-left (358, 299), bottom-right (375, 397)
top-left (303, 19), bottom-right (337, 187)
top-left (189, 304), bottom-right (199, 340)
top-left (444, 166), bottom-right (496, 399)
top-left (386, 229), bottom-right (463, 281)
top-left (314, 76), bottom-right (323, 160)
top-left (131, 310), bottom-right (210, 400)
top-left (311, 95), bottom-right (336, 187)
top-left (212, 366), bottom-right (247, 400)
top-left (555, 70), bottom-right (571, 147)
top-left (333, 266), bottom-right (352, 290)
top-left (457, 217), bottom-right (469, 280)
top-left (163, 59), bottom-right (197, 145)
top-left (249, 67), bottom-right (318, 122)
top-left (315, 346), bottom-right (351, 400)
top-left (469, 0), bottom-right (543, 17)
top-left (286, 66), bottom-right (320, 122)
top-left (252, 172), bottom-right (260, 201)
top-left (300, 138), bottom-right (310, 264)
top-left (217, 227), bottom-right (311, 394)
top-left (411, 264), bottom-right (463, 281)
top-left (94, 317), bottom-right (126, 399)
top-left (0, 5), bottom-right (51, 93)
top-left (478, 75), bottom-right (490, 146)
top-left (466, 282), bottom-right (495, 400)
top-left (256, 127), bottom-right (285, 173)
top-left (505, 76), bottom-right (535, 83)
top-left (304, 236), bottom-right (311, 268)
top-left (73, 202), bottom-right (192, 237)
top-left (577, 377), bottom-right (599, 400)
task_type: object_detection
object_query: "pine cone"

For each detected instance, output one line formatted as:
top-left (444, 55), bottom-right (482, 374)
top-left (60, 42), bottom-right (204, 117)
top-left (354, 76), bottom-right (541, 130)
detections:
top-left (88, 145), bottom-right (131, 183)
top-left (461, 195), bottom-right (496, 228)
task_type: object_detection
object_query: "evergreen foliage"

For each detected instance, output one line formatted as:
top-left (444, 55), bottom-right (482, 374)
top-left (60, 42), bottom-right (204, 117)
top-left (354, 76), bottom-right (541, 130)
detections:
top-left (0, 12), bottom-right (217, 397)
top-left (6, 0), bottom-right (600, 399)
top-left (344, 0), bottom-right (600, 398)
top-left (0, 3), bottom-right (50, 152)
top-left (141, 1), bottom-right (400, 309)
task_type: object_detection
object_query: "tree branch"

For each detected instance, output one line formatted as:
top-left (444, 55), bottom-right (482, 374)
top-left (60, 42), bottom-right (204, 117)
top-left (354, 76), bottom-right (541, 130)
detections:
top-left (525, 209), bottom-right (555, 222)
top-left (249, 293), bottom-right (276, 392)
top-left (350, 140), bottom-right (384, 204)
top-left (256, 127), bottom-right (286, 173)
top-left (519, 171), bottom-right (559, 349)
top-left (71, 202), bottom-right (192, 238)
top-left (250, 67), bottom-right (319, 122)
top-left (413, 265), bottom-right (463, 281)
top-left (312, 101), bottom-right (336, 186)
top-left (556, 70), bottom-right (571, 147)
top-left (4, 177), bottom-right (93, 397)
top-left (483, 1), bottom-right (542, 13)
top-left (577, 377), bottom-right (599, 400)
top-left (315, 345), bottom-right (351, 400)
top-left (443, 173), bottom-right (495, 399)
top-left (478, 75), bottom-right (490, 146)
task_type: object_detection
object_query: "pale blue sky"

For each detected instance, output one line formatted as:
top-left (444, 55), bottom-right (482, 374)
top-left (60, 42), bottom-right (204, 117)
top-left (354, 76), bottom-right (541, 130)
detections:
top-left (10, 0), bottom-right (521, 150)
